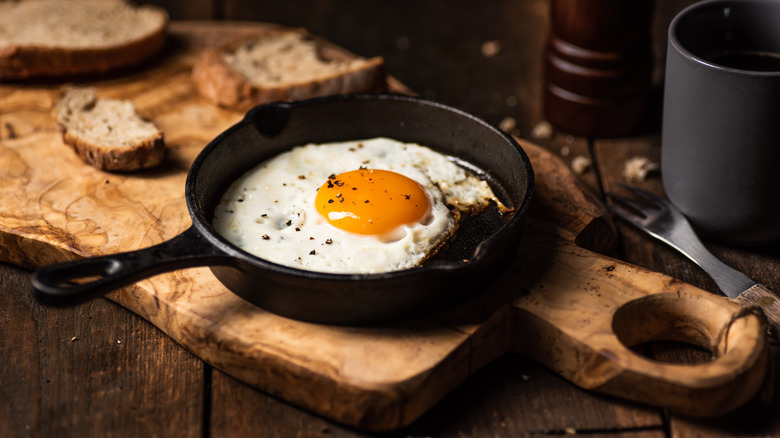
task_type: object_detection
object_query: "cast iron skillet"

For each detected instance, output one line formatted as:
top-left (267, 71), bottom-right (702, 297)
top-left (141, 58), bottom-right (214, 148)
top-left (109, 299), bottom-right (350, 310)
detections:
top-left (32, 94), bottom-right (534, 325)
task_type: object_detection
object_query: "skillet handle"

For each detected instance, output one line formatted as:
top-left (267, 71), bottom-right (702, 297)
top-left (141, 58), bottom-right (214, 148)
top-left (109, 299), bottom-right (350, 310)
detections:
top-left (32, 226), bottom-right (229, 306)
top-left (510, 235), bottom-right (769, 417)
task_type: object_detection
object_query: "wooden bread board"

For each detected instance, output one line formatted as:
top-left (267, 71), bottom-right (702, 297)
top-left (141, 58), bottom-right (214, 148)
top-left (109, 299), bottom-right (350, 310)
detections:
top-left (0, 22), bottom-right (768, 431)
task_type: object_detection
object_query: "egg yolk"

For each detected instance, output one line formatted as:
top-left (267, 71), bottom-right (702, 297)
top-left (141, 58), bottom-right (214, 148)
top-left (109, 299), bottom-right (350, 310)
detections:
top-left (315, 169), bottom-right (431, 235)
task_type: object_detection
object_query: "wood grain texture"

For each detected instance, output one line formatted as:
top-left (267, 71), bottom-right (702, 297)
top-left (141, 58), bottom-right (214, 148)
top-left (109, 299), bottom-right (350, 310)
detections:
top-left (593, 136), bottom-right (780, 436)
top-left (736, 285), bottom-right (780, 340)
top-left (0, 21), bottom-right (771, 432)
top-left (209, 354), bottom-right (664, 437)
top-left (0, 263), bottom-right (205, 438)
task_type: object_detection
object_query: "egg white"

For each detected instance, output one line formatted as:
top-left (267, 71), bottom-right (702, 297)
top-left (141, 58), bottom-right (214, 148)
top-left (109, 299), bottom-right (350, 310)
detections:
top-left (212, 137), bottom-right (502, 274)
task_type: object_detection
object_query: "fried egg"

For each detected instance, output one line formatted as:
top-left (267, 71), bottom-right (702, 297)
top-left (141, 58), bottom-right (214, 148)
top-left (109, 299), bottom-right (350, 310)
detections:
top-left (212, 137), bottom-right (505, 274)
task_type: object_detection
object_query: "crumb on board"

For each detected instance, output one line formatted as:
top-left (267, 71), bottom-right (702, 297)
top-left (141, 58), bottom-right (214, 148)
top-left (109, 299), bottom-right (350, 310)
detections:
top-left (499, 116), bottom-right (516, 133)
top-left (481, 40), bottom-right (502, 57)
top-left (531, 120), bottom-right (553, 140)
top-left (623, 156), bottom-right (659, 182)
top-left (560, 146), bottom-right (570, 157)
top-left (571, 155), bottom-right (591, 175)
top-left (396, 36), bottom-right (410, 51)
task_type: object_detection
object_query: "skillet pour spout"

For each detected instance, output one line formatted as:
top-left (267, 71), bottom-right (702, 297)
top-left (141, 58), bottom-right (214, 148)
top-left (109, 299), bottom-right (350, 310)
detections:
top-left (31, 94), bottom-right (535, 325)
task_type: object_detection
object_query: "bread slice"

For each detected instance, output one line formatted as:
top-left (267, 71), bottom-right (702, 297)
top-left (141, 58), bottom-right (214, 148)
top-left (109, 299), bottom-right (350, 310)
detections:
top-left (54, 87), bottom-right (165, 172)
top-left (191, 29), bottom-right (386, 111)
top-left (0, 0), bottom-right (168, 80)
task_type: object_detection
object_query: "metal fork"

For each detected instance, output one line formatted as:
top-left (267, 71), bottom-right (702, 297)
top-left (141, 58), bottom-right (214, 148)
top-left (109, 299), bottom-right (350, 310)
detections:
top-left (606, 184), bottom-right (779, 338)
top-left (608, 185), bottom-right (754, 297)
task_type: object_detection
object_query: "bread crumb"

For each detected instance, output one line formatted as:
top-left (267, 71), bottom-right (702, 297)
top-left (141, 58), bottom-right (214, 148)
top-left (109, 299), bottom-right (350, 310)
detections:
top-left (396, 35), bottom-right (410, 51)
top-left (70, 336), bottom-right (78, 342)
top-left (531, 120), bottom-right (553, 140)
top-left (481, 40), bottom-right (502, 57)
top-left (571, 155), bottom-right (591, 175)
top-left (499, 116), bottom-right (516, 133)
top-left (560, 146), bottom-right (570, 157)
top-left (521, 374), bottom-right (530, 381)
top-left (505, 96), bottom-right (518, 107)
top-left (565, 427), bottom-right (577, 434)
top-left (623, 156), bottom-right (659, 182)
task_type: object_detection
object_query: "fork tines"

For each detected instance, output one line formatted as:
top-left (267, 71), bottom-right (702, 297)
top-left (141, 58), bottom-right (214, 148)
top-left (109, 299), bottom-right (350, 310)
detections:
top-left (616, 183), bottom-right (667, 205)
top-left (605, 184), bottom-right (668, 226)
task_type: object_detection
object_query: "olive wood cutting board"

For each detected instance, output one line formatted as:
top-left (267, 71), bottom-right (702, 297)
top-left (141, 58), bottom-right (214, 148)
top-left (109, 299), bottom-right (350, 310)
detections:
top-left (0, 22), bottom-right (769, 431)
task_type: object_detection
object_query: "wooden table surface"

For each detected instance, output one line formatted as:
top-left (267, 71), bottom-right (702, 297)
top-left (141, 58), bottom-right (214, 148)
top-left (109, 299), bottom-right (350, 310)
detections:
top-left (3, 1), bottom-right (780, 437)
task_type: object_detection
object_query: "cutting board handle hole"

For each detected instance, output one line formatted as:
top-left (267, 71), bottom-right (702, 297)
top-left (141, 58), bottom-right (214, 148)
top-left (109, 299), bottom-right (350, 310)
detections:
top-left (626, 340), bottom-right (714, 364)
top-left (612, 294), bottom-right (721, 365)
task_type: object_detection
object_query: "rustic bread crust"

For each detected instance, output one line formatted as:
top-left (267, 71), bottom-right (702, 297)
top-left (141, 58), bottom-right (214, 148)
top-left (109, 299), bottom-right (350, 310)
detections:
top-left (54, 88), bottom-right (165, 172)
top-left (0, 2), bottom-right (168, 80)
top-left (191, 29), bottom-right (387, 112)
top-left (60, 130), bottom-right (165, 172)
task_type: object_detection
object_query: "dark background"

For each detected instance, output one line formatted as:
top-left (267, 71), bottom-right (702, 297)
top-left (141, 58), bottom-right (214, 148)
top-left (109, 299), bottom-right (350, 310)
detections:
top-left (145, 0), bottom-right (696, 138)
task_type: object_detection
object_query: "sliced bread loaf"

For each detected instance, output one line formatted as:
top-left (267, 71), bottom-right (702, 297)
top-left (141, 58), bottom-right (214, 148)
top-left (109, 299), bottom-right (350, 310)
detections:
top-left (54, 87), bottom-right (165, 172)
top-left (191, 28), bottom-right (386, 111)
top-left (0, 0), bottom-right (168, 80)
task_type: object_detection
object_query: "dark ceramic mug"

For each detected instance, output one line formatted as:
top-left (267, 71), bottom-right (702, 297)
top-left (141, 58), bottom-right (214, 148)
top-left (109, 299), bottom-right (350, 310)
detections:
top-left (662, 0), bottom-right (780, 245)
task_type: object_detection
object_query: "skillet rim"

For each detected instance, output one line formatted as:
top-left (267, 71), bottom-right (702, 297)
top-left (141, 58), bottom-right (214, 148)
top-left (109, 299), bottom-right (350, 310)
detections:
top-left (185, 93), bottom-right (535, 282)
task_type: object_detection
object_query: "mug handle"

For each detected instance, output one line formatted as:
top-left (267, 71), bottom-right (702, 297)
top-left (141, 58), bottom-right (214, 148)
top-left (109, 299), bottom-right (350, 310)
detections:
top-left (32, 226), bottom-right (231, 306)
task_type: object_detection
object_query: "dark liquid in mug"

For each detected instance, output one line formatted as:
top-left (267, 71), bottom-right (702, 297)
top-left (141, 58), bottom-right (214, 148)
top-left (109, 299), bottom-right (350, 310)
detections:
top-left (706, 51), bottom-right (780, 72)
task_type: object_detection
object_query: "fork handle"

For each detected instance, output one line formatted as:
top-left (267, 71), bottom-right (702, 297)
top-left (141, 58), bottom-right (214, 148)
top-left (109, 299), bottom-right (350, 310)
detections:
top-left (735, 284), bottom-right (780, 341)
top-left (660, 218), bottom-right (755, 298)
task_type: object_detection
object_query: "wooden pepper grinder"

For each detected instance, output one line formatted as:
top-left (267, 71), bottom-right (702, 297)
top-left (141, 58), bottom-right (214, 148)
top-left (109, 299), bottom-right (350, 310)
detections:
top-left (544, 0), bottom-right (655, 137)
